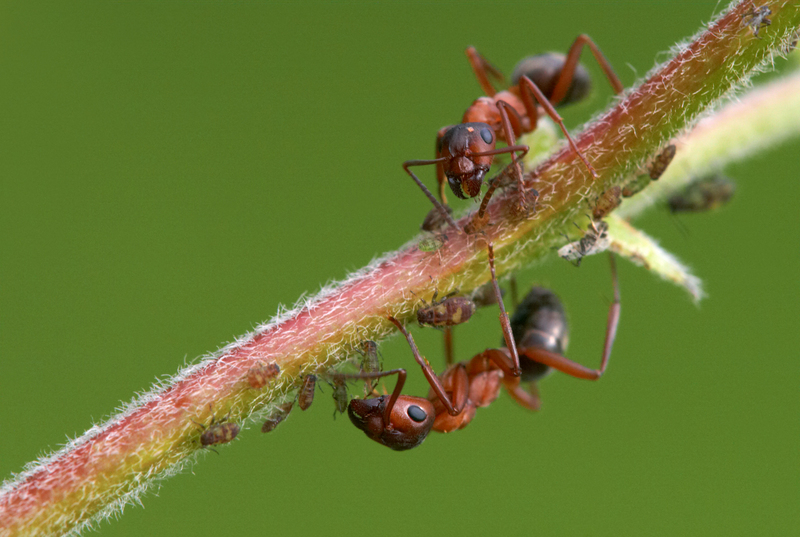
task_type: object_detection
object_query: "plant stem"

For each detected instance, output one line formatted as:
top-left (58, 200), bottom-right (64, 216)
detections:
top-left (2, 1), bottom-right (799, 535)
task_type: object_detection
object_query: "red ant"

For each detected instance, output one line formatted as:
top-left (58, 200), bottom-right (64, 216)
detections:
top-left (405, 36), bottom-right (624, 233)
top-left (340, 251), bottom-right (620, 449)
top-left (337, 242), bottom-right (520, 450)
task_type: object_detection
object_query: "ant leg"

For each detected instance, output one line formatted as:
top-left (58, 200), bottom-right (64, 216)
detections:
top-left (487, 242), bottom-right (521, 376)
top-left (517, 75), bottom-right (598, 178)
top-left (496, 100), bottom-right (533, 212)
top-left (465, 46), bottom-right (504, 97)
top-left (403, 159), bottom-right (460, 231)
top-left (443, 326), bottom-right (454, 365)
top-left (335, 369), bottom-right (409, 427)
top-left (505, 379), bottom-right (542, 411)
top-left (387, 316), bottom-right (468, 416)
top-left (435, 126), bottom-right (450, 205)
top-left (520, 253), bottom-right (620, 380)
top-left (465, 142), bottom-right (530, 233)
top-left (549, 34), bottom-right (624, 106)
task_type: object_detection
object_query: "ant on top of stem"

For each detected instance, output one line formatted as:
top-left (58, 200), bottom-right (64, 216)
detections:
top-left (406, 35), bottom-right (624, 234)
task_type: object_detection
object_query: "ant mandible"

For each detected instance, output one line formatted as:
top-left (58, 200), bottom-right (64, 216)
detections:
top-left (406, 35), bottom-right (624, 233)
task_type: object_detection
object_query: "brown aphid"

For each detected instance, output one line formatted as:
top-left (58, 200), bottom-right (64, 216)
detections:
top-left (592, 186), bottom-right (622, 220)
top-left (246, 361), bottom-right (280, 389)
top-left (649, 144), bottom-right (676, 180)
top-left (261, 402), bottom-right (294, 433)
top-left (298, 374), bottom-right (317, 411)
top-left (621, 174), bottom-right (650, 198)
top-left (417, 291), bottom-right (476, 328)
top-left (198, 416), bottom-right (240, 447)
top-left (667, 174), bottom-right (735, 213)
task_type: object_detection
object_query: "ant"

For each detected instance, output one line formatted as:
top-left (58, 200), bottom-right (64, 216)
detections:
top-left (336, 242), bottom-right (521, 450)
top-left (340, 251), bottom-right (620, 449)
top-left (404, 35), bottom-right (624, 233)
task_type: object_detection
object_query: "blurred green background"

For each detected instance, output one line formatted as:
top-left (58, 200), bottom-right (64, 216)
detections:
top-left (1, 1), bottom-right (798, 535)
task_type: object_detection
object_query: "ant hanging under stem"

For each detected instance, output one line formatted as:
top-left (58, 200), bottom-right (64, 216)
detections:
top-left (404, 35), bottom-right (623, 233)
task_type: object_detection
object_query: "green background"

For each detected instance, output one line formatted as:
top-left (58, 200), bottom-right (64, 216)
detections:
top-left (1, 2), bottom-right (798, 535)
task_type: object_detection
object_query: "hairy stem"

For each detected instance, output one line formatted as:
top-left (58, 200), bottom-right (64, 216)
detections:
top-left (2, 1), bottom-right (799, 535)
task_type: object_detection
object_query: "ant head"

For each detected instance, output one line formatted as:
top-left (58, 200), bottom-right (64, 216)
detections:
top-left (348, 395), bottom-right (435, 451)
top-left (440, 122), bottom-right (495, 199)
top-left (511, 53), bottom-right (591, 107)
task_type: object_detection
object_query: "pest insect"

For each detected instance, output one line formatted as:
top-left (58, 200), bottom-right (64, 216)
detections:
top-left (261, 402), bottom-right (294, 433)
top-left (403, 36), bottom-right (624, 233)
top-left (558, 220), bottom-right (610, 266)
top-left (246, 361), bottom-right (280, 389)
top-left (418, 234), bottom-right (447, 253)
top-left (357, 340), bottom-right (382, 395)
top-left (592, 186), bottom-right (622, 221)
top-left (622, 144), bottom-right (677, 197)
top-left (331, 377), bottom-right (349, 416)
top-left (743, 5), bottom-right (771, 37)
top-left (416, 291), bottom-right (477, 328)
top-left (667, 174), bottom-right (735, 213)
top-left (196, 414), bottom-right (240, 448)
top-left (298, 374), bottom-right (317, 411)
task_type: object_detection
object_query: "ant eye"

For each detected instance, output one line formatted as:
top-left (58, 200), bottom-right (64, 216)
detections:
top-left (407, 405), bottom-right (427, 423)
top-left (480, 128), bottom-right (493, 144)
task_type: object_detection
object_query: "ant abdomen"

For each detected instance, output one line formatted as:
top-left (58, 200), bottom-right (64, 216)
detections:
top-left (509, 287), bottom-right (570, 382)
top-left (511, 53), bottom-right (591, 106)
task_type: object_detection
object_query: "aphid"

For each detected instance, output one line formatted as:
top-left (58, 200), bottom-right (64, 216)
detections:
top-left (418, 234), bottom-right (447, 253)
top-left (245, 361), bottom-right (280, 389)
top-left (667, 174), bottom-right (735, 213)
top-left (622, 144), bottom-right (677, 197)
top-left (592, 186), bottom-right (622, 221)
top-left (197, 415), bottom-right (240, 448)
top-left (298, 374), bottom-right (317, 411)
top-left (558, 221), bottom-right (610, 266)
top-left (649, 144), bottom-right (677, 180)
top-left (403, 36), bottom-right (624, 233)
top-left (261, 402), bottom-right (294, 433)
top-left (416, 291), bottom-right (477, 328)
top-left (358, 340), bottom-right (382, 395)
top-left (743, 5), bottom-right (771, 37)
top-left (331, 377), bottom-right (349, 416)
